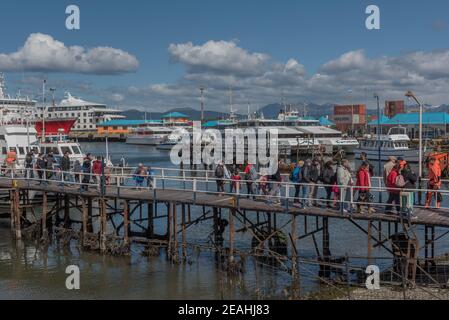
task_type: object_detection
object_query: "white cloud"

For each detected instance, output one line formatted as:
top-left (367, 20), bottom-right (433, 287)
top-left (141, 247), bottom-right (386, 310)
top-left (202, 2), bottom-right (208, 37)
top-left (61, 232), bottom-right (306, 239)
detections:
top-left (168, 40), bottom-right (269, 77)
top-left (0, 33), bottom-right (139, 75)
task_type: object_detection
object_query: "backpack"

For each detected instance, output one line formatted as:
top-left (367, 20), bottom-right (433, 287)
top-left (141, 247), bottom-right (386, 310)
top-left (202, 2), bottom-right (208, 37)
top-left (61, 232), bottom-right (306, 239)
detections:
top-left (290, 167), bottom-right (301, 183)
top-left (215, 165), bottom-right (224, 178)
top-left (395, 174), bottom-right (406, 188)
top-left (250, 166), bottom-right (258, 180)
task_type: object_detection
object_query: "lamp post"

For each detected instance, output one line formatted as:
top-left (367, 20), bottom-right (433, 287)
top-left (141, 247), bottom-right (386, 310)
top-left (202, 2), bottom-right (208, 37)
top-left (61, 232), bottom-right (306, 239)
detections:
top-left (405, 91), bottom-right (423, 179)
top-left (374, 93), bottom-right (382, 202)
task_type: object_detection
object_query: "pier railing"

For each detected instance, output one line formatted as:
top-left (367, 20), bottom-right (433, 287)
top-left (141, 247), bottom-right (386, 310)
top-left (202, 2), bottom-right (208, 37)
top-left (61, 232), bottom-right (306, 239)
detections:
top-left (2, 166), bottom-right (449, 213)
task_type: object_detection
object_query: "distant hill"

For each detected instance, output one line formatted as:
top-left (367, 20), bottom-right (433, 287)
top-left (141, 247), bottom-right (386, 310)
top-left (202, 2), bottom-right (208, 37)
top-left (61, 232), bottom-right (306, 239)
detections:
top-left (122, 103), bottom-right (449, 121)
top-left (122, 107), bottom-right (242, 121)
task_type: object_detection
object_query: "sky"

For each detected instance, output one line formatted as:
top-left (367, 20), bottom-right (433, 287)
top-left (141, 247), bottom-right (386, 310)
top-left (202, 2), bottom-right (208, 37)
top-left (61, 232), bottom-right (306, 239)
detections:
top-left (1, 0), bottom-right (449, 113)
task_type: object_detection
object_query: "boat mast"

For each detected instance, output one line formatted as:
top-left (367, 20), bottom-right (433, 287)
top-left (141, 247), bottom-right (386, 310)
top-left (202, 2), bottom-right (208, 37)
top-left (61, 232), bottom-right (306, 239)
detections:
top-left (41, 80), bottom-right (46, 142)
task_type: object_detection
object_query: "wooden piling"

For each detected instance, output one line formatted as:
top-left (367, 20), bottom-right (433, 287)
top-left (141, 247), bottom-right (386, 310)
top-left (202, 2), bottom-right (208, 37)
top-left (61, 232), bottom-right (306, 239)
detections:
top-left (167, 202), bottom-right (173, 258)
top-left (82, 197), bottom-right (87, 246)
top-left (229, 208), bottom-right (235, 263)
top-left (291, 213), bottom-right (297, 278)
top-left (13, 189), bottom-right (21, 240)
top-left (182, 204), bottom-right (186, 260)
top-left (173, 203), bottom-right (178, 260)
top-left (99, 199), bottom-right (107, 253)
top-left (124, 200), bottom-right (130, 247)
top-left (41, 192), bottom-right (48, 241)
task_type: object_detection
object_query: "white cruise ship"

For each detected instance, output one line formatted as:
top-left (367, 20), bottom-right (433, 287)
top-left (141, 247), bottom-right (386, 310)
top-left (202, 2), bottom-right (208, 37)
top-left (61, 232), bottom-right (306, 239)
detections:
top-left (0, 73), bottom-right (37, 121)
top-left (35, 92), bottom-right (125, 132)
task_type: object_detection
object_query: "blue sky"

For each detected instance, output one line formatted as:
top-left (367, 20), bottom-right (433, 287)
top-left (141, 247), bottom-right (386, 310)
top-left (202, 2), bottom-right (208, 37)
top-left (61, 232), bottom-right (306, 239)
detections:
top-left (1, 0), bottom-right (449, 111)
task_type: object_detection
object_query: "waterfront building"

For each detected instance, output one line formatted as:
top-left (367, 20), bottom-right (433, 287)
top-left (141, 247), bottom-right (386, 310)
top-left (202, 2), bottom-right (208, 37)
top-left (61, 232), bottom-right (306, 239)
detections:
top-left (385, 100), bottom-right (405, 118)
top-left (97, 119), bottom-right (163, 135)
top-left (367, 112), bottom-right (449, 139)
top-left (332, 104), bottom-right (367, 132)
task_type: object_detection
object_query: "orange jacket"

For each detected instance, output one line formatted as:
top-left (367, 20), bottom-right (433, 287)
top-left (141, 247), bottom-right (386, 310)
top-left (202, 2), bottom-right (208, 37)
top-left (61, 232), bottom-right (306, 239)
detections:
top-left (429, 160), bottom-right (442, 188)
top-left (5, 151), bottom-right (17, 164)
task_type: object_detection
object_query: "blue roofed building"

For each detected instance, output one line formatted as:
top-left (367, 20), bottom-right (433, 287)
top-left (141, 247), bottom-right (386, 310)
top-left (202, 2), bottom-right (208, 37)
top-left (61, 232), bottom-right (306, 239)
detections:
top-left (318, 116), bottom-right (335, 127)
top-left (367, 112), bottom-right (449, 138)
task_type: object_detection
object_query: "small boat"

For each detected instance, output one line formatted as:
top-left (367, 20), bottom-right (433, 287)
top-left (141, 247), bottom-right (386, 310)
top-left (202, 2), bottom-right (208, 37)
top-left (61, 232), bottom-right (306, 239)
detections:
top-left (126, 126), bottom-right (173, 145)
top-left (156, 133), bottom-right (182, 150)
top-left (354, 127), bottom-right (425, 162)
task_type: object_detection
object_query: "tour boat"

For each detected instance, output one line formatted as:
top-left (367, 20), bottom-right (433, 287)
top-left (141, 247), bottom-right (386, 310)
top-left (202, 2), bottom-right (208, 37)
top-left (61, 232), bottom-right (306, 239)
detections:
top-left (354, 127), bottom-right (424, 162)
top-left (126, 126), bottom-right (174, 145)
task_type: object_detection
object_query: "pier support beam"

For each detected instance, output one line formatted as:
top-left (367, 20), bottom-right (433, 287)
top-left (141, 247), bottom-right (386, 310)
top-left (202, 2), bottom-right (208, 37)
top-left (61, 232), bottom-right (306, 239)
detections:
top-left (99, 199), bottom-right (107, 253)
top-left (123, 200), bottom-right (130, 247)
top-left (11, 189), bottom-right (21, 240)
top-left (82, 197), bottom-right (88, 246)
top-left (41, 192), bottom-right (48, 242)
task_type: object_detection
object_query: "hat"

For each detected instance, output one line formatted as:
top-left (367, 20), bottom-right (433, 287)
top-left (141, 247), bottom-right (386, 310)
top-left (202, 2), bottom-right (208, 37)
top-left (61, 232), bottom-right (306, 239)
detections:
top-left (388, 156), bottom-right (397, 162)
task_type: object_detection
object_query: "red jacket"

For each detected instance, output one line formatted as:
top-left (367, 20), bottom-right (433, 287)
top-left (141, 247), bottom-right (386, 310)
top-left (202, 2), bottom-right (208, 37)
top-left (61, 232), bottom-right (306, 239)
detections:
top-left (92, 160), bottom-right (103, 175)
top-left (386, 168), bottom-right (400, 194)
top-left (356, 167), bottom-right (371, 192)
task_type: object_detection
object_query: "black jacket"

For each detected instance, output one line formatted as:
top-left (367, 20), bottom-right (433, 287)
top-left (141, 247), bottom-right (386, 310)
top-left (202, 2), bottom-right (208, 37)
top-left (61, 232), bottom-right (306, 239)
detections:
top-left (401, 167), bottom-right (417, 190)
top-left (61, 156), bottom-right (71, 171)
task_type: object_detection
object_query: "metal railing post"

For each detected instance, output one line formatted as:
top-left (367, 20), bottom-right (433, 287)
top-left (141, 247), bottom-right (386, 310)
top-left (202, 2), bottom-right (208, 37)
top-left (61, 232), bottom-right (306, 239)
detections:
top-left (193, 179), bottom-right (197, 204)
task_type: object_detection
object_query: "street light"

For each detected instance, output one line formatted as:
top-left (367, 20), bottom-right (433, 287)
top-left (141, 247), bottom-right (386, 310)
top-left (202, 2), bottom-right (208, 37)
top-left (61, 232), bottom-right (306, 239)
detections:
top-left (405, 91), bottom-right (423, 179)
top-left (374, 93), bottom-right (382, 202)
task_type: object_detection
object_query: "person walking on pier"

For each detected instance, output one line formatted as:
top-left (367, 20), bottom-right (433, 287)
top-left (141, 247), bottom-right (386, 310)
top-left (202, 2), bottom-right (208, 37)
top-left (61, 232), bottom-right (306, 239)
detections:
top-left (386, 163), bottom-right (403, 214)
top-left (73, 160), bottom-right (82, 185)
top-left (337, 159), bottom-right (353, 213)
top-left (355, 161), bottom-right (374, 214)
top-left (383, 156), bottom-right (397, 184)
top-left (59, 151), bottom-right (72, 186)
top-left (308, 158), bottom-right (321, 207)
top-left (25, 150), bottom-right (35, 179)
top-left (244, 163), bottom-right (258, 199)
top-left (301, 159), bottom-right (312, 208)
top-left (92, 156), bottom-right (103, 190)
top-left (322, 160), bottom-right (336, 208)
top-left (79, 154), bottom-right (92, 192)
top-left (146, 166), bottom-right (154, 188)
top-left (290, 161), bottom-right (302, 207)
top-left (425, 157), bottom-right (442, 209)
top-left (400, 161), bottom-right (417, 217)
top-left (133, 163), bottom-right (146, 189)
top-left (360, 152), bottom-right (375, 177)
top-left (45, 151), bottom-right (56, 182)
top-left (231, 170), bottom-right (241, 193)
top-left (36, 153), bottom-right (47, 185)
top-left (5, 148), bottom-right (17, 176)
top-left (214, 161), bottom-right (226, 194)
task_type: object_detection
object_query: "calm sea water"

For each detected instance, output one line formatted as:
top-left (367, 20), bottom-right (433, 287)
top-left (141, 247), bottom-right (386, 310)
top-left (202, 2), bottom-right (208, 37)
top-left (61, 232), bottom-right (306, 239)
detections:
top-left (0, 142), bottom-right (448, 299)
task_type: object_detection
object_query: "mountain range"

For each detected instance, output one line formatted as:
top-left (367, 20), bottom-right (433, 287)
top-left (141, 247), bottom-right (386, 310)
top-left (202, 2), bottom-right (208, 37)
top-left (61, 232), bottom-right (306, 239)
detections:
top-left (121, 103), bottom-right (449, 121)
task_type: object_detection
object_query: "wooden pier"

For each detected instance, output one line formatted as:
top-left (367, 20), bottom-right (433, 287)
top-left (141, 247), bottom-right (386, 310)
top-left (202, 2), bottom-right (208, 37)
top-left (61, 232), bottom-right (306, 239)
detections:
top-left (2, 174), bottom-right (449, 296)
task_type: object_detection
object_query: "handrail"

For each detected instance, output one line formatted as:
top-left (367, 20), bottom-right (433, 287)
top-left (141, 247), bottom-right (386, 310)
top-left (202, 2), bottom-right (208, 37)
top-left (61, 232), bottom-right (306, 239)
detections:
top-left (2, 166), bottom-right (449, 213)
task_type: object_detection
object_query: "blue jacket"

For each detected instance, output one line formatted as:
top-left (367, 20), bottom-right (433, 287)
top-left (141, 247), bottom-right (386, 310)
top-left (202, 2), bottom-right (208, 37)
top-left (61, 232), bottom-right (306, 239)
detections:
top-left (290, 167), bottom-right (301, 183)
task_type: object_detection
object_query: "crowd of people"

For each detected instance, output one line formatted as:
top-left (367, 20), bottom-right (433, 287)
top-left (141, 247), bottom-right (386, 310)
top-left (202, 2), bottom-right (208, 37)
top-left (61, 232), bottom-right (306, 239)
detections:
top-left (213, 152), bottom-right (444, 216)
top-left (1, 146), bottom-right (446, 214)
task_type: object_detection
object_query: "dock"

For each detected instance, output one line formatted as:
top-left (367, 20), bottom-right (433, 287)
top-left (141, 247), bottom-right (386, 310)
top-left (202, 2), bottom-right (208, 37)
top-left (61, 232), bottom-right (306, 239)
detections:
top-left (2, 168), bottom-right (449, 298)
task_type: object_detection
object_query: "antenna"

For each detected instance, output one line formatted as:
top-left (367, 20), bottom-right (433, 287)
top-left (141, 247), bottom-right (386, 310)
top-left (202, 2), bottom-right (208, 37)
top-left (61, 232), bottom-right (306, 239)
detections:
top-left (0, 73), bottom-right (5, 98)
top-left (199, 86), bottom-right (205, 123)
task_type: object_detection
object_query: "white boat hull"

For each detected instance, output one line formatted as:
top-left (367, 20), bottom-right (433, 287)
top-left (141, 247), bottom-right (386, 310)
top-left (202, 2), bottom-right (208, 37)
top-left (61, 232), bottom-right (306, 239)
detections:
top-left (354, 148), bottom-right (421, 162)
top-left (126, 136), bottom-right (166, 145)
